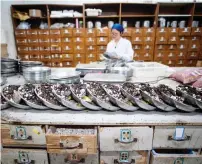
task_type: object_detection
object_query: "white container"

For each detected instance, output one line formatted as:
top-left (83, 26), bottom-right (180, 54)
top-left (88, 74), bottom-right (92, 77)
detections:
top-left (127, 62), bottom-right (169, 78)
top-left (85, 9), bottom-right (102, 16)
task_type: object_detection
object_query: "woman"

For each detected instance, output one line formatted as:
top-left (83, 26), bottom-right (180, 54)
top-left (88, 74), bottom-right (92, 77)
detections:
top-left (105, 23), bottom-right (134, 62)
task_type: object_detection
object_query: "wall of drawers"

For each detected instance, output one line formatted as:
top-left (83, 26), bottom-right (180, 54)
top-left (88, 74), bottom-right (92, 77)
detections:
top-left (1, 124), bottom-right (202, 164)
top-left (15, 27), bottom-right (202, 67)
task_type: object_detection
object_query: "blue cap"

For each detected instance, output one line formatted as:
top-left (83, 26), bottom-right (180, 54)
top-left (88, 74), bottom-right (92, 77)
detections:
top-left (112, 23), bottom-right (124, 33)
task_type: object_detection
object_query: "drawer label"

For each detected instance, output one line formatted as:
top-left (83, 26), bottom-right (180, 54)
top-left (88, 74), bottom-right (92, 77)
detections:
top-left (120, 129), bottom-right (131, 142)
top-left (174, 158), bottom-right (184, 164)
top-left (174, 127), bottom-right (184, 140)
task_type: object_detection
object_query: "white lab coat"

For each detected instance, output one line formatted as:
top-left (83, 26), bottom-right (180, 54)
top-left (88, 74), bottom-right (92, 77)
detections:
top-left (106, 38), bottom-right (134, 62)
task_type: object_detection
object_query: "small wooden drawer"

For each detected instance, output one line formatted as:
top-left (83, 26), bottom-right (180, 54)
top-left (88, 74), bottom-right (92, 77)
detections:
top-left (143, 37), bottom-right (154, 45)
top-left (38, 38), bottom-right (50, 45)
top-left (74, 53), bottom-right (85, 63)
top-left (154, 51), bottom-right (167, 60)
top-left (15, 30), bottom-right (27, 38)
top-left (74, 44), bottom-right (85, 53)
top-left (101, 151), bottom-right (148, 164)
top-left (50, 44), bottom-right (62, 53)
top-left (151, 149), bottom-right (202, 164)
top-left (167, 44), bottom-right (177, 51)
top-left (132, 28), bottom-right (143, 37)
top-left (156, 44), bottom-right (167, 51)
top-left (187, 51), bottom-right (199, 59)
top-left (97, 37), bottom-right (108, 45)
top-left (51, 61), bottom-right (63, 67)
top-left (61, 44), bottom-right (73, 53)
top-left (141, 50), bottom-right (153, 61)
top-left (1, 124), bottom-right (46, 147)
top-left (42, 61), bottom-right (52, 67)
top-left (74, 60), bottom-right (85, 66)
top-left (50, 38), bottom-right (61, 43)
top-left (156, 28), bottom-right (168, 37)
top-left (134, 52), bottom-right (141, 60)
top-left (46, 126), bottom-right (97, 154)
top-left (143, 44), bottom-right (153, 51)
top-left (97, 53), bottom-right (103, 61)
top-left (73, 37), bottom-right (85, 44)
top-left (177, 44), bottom-right (187, 51)
top-left (51, 54), bottom-right (63, 60)
top-left (96, 28), bottom-right (109, 37)
top-left (155, 36), bottom-right (168, 44)
top-left (50, 29), bottom-right (61, 37)
top-left (16, 38), bottom-right (28, 45)
top-left (62, 61), bottom-right (74, 67)
top-left (18, 54), bottom-right (30, 60)
top-left (26, 29), bottom-right (38, 38)
top-left (85, 37), bottom-right (96, 45)
top-left (28, 46), bottom-right (39, 52)
top-left (61, 54), bottom-right (73, 61)
top-left (39, 45), bottom-right (50, 53)
top-left (17, 46), bottom-right (29, 53)
top-left (61, 37), bottom-right (73, 44)
top-left (38, 29), bottom-right (50, 37)
top-left (61, 28), bottom-right (73, 37)
top-left (179, 36), bottom-right (189, 44)
top-left (73, 28), bottom-right (85, 37)
top-left (191, 27), bottom-right (201, 36)
top-left (97, 46), bottom-right (107, 53)
top-left (29, 54), bottom-right (41, 61)
top-left (186, 59), bottom-right (197, 66)
top-left (86, 45), bottom-right (97, 52)
top-left (41, 54), bottom-right (52, 61)
top-left (176, 51), bottom-right (187, 59)
top-left (190, 36), bottom-right (201, 41)
top-left (122, 28), bottom-right (132, 36)
top-left (153, 126), bottom-right (202, 149)
top-left (164, 60), bottom-right (176, 66)
top-left (178, 27), bottom-right (191, 36)
top-left (99, 127), bottom-right (153, 151)
top-left (123, 36), bottom-right (131, 42)
top-left (143, 28), bottom-right (155, 37)
top-left (176, 59), bottom-right (186, 67)
top-left (1, 148), bottom-right (49, 164)
top-left (168, 28), bottom-right (179, 36)
top-left (188, 41), bottom-right (200, 51)
top-left (133, 44), bottom-right (143, 52)
top-left (167, 51), bottom-right (177, 60)
top-left (27, 38), bottom-right (39, 46)
top-left (49, 150), bottom-right (98, 164)
top-left (86, 53), bottom-right (97, 63)
top-left (85, 28), bottom-right (97, 37)
top-left (131, 36), bottom-right (143, 44)
top-left (168, 36), bottom-right (179, 44)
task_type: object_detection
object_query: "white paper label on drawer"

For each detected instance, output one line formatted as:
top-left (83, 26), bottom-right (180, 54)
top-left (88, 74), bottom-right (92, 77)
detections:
top-left (180, 45), bottom-right (184, 49)
top-left (158, 53), bottom-right (162, 57)
top-left (88, 38), bottom-right (93, 42)
top-left (178, 60), bottom-right (183, 64)
top-left (192, 44), bottom-right (196, 48)
top-left (135, 37), bottom-right (140, 41)
top-left (88, 29), bottom-right (93, 33)
top-left (180, 37), bottom-right (185, 41)
top-left (172, 28), bottom-right (176, 33)
top-left (175, 127), bottom-right (184, 140)
top-left (76, 38), bottom-right (80, 42)
top-left (160, 28), bottom-right (164, 32)
top-left (100, 37), bottom-right (104, 41)
top-left (179, 52), bottom-right (183, 56)
top-left (76, 54), bottom-right (81, 57)
top-left (134, 45), bottom-right (139, 49)
top-left (89, 46), bottom-right (93, 50)
top-left (66, 46), bottom-right (70, 50)
top-left (146, 37), bottom-right (151, 41)
top-left (65, 38), bottom-right (69, 42)
top-left (136, 29), bottom-right (140, 33)
top-left (195, 28), bottom-right (200, 32)
top-left (184, 28), bottom-right (188, 32)
top-left (148, 28), bottom-right (152, 32)
top-left (65, 30), bottom-right (69, 34)
top-left (76, 46), bottom-right (81, 50)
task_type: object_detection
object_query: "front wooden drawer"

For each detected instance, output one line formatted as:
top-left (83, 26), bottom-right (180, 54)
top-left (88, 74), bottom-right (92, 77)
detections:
top-left (50, 29), bottom-right (61, 37)
top-left (73, 37), bottom-right (85, 44)
top-left (176, 51), bottom-right (187, 59)
top-left (156, 28), bottom-right (168, 37)
top-left (151, 149), bottom-right (202, 164)
top-left (26, 29), bottom-right (38, 38)
top-left (179, 36), bottom-right (189, 44)
top-left (179, 27), bottom-right (191, 36)
top-left (50, 38), bottom-right (61, 43)
top-left (50, 44), bottom-right (62, 53)
top-left (132, 28), bottom-right (143, 37)
top-left (155, 36), bottom-right (168, 44)
top-left (97, 46), bottom-right (107, 53)
top-left (178, 44), bottom-right (187, 51)
top-left (168, 36), bottom-right (179, 44)
top-left (97, 37), bottom-right (108, 45)
top-left (190, 36), bottom-right (201, 41)
top-left (1, 124), bottom-right (46, 147)
top-left (18, 54), bottom-right (30, 61)
top-left (17, 46), bottom-right (29, 53)
top-left (97, 53), bottom-right (103, 61)
top-left (167, 51), bottom-right (177, 60)
top-left (49, 150), bottom-right (98, 164)
top-left (86, 45), bottom-right (97, 53)
top-left (38, 38), bottom-right (50, 45)
top-left (61, 44), bottom-right (73, 53)
top-left (188, 41), bottom-right (200, 51)
top-left (143, 44), bottom-right (153, 51)
top-left (86, 53), bottom-right (97, 63)
top-left (85, 28), bottom-right (96, 37)
top-left (1, 148), bottom-right (48, 164)
top-left (38, 29), bottom-right (50, 37)
top-left (141, 50), bottom-right (153, 61)
top-left (131, 36), bottom-right (143, 44)
top-left (191, 27), bottom-right (201, 36)
top-left (61, 54), bottom-right (73, 61)
top-left (100, 151), bottom-right (148, 164)
top-left (168, 28), bottom-right (179, 36)
top-left (15, 30), bottom-right (27, 38)
top-left (154, 51), bottom-right (167, 60)
top-left (16, 38), bottom-right (28, 45)
top-left (61, 28), bottom-right (73, 37)
top-left (42, 61), bottom-right (52, 67)
top-left (27, 38), bottom-right (39, 46)
top-left (143, 28), bottom-right (155, 37)
top-left (185, 60), bottom-right (197, 66)
top-left (167, 44), bottom-right (177, 51)
top-left (164, 60), bottom-right (176, 66)
top-left (74, 44), bottom-right (85, 53)
top-left (143, 37), bottom-right (154, 45)
top-left (41, 54), bottom-right (52, 61)
top-left (39, 45), bottom-right (50, 53)
top-left (133, 44), bottom-right (143, 52)
top-left (46, 126), bottom-right (97, 154)
top-left (28, 46), bottom-right (39, 52)
top-left (73, 28), bottom-right (85, 37)
top-left (187, 51), bottom-right (199, 59)
top-left (96, 29), bottom-right (109, 37)
top-left (29, 53), bottom-right (41, 61)
top-left (176, 59), bottom-right (186, 67)
top-left (99, 127), bottom-right (153, 151)
top-left (74, 53), bottom-right (85, 63)
top-left (134, 52), bottom-right (141, 60)
top-left (63, 61), bottom-right (74, 67)
top-left (122, 28), bottom-right (132, 36)
top-left (51, 61), bottom-right (64, 67)
top-left (85, 37), bottom-right (96, 45)
top-left (51, 54), bottom-right (63, 60)
top-left (156, 44), bottom-right (167, 51)
top-left (61, 37), bottom-right (73, 44)
top-left (153, 126), bottom-right (202, 149)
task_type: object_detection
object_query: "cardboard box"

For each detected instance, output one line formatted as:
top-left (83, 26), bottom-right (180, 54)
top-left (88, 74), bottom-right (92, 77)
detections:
top-left (1, 44), bottom-right (8, 57)
top-left (29, 9), bottom-right (42, 17)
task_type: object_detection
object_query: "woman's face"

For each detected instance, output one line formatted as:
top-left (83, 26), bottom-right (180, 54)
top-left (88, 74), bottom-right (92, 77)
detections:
top-left (111, 29), bottom-right (121, 41)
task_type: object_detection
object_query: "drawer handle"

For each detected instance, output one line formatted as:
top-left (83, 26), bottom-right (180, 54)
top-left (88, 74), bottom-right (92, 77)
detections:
top-left (168, 135), bottom-right (191, 141)
top-left (114, 138), bottom-right (138, 144)
top-left (14, 159), bottom-right (35, 164)
top-left (11, 135), bottom-right (32, 140)
top-left (64, 157), bottom-right (85, 163)
top-left (114, 159), bottom-right (135, 164)
top-left (60, 141), bottom-right (83, 149)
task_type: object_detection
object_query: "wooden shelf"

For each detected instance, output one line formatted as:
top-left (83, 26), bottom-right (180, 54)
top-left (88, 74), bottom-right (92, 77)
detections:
top-left (86, 15), bottom-right (119, 18)
top-left (158, 14), bottom-right (192, 17)
top-left (194, 14), bottom-right (202, 17)
top-left (121, 15), bottom-right (155, 17)
top-left (50, 16), bottom-right (83, 19)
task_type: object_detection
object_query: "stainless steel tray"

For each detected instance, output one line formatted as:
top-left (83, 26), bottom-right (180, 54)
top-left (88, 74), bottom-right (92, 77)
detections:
top-left (35, 86), bottom-right (67, 110)
top-left (102, 84), bottom-right (139, 111)
top-left (70, 84), bottom-right (102, 110)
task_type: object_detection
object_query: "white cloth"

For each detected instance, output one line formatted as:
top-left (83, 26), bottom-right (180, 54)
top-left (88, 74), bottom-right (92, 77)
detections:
top-left (106, 38), bottom-right (134, 62)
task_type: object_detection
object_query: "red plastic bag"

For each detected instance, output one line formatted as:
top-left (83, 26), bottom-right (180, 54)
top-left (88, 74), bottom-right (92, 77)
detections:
top-left (193, 77), bottom-right (202, 88)
top-left (170, 68), bottom-right (202, 84)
